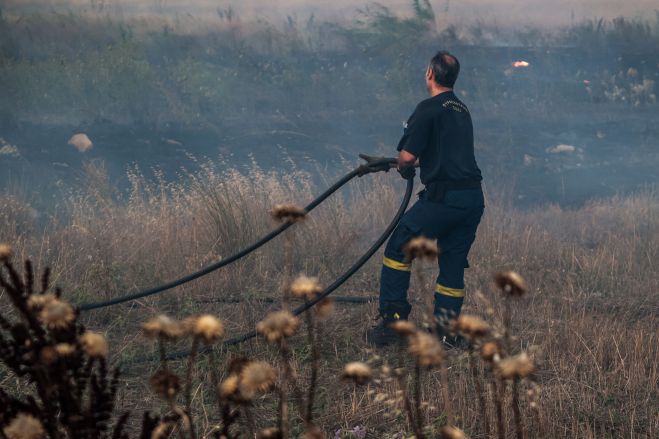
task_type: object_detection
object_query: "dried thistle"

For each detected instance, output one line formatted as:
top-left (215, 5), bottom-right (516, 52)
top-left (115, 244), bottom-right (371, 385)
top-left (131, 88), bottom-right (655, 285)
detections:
top-left (342, 362), bottom-right (372, 385)
top-left (55, 343), bottom-right (76, 355)
top-left (27, 293), bottom-right (57, 310)
top-left (480, 342), bottom-right (500, 362)
top-left (256, 310), bottom-right (301, 344)
top-left (314, 298), bottom-right (334, 319)
top-left (439, 425), bottom-right (470, 439)
top-left (150, 369), bottom-right (181, 400)
top-left (150, 422), bottom-right (174, 439)
top-left (142, 315), bottom-right (184, 340)
top-left (408, 331), bottom-right (444, 368)
top-left (0, 243), bottom-right (12, 261)
top-left (3, 413), bottom-right (45, 439)
top-left (494, 271), bottom-right (528, 297)
top-left (496, 352), bottom-right (535, 379)
top-left (403, 236), bottom-right (438, 261)
top-left (302, 424), bottom-right (324, 439)
top-left (80, 331), bottom-right (108, 358)
top-left (271, 204), bottom-right (307, 223)
top-left (257, 427), bottom-right (282, 439)
top-left (219, 374), bottom-right (241, 400)
top-left (451, 314), bottom-right (490, 340)
top-left (239, 361), bottom-right (277, 398)
top-left (290, 274), bottom-right (322, 300)
top-left (391, 320), bottom-right (417, 337)
top-left (191, 314), bottom-right (224, 343)
top-left (40, 343), bottom-right (76, 365)
top-left (38, 299), bottom-right (75, 329)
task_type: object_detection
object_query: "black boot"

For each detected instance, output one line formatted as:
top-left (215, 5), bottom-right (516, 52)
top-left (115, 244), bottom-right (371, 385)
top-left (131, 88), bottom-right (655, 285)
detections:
top-left (366, 315), bottom-right (399, 348)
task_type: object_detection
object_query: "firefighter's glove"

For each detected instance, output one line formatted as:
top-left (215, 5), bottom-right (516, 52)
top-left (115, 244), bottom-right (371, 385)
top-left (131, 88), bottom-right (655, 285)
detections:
top-left (398, 165), bottom-right (415, 180)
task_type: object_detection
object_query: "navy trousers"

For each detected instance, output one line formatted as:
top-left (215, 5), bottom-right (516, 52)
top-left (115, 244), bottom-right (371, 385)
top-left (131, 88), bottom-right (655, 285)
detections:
top-left (379, 188), bottom-right (484, 324)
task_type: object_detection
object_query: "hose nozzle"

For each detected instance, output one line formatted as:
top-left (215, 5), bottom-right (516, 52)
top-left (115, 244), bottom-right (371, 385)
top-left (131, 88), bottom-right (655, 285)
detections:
top-left (357, 153), bottom-right (397, 176)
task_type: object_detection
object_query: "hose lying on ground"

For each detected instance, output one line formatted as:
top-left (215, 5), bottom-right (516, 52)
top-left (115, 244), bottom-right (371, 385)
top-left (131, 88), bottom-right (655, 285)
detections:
top-left (155, 176), bottom-right (414, 362)
top-left (77, 155), bottom-right (397, 312)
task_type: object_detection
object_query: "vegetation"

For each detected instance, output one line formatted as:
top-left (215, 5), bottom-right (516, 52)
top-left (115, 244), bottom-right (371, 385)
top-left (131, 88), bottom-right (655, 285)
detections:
top-left (1, 3), bottom-right (657, 128)
top-left (1, 162), bottom-right (657, 437)
top-left (0, 2), bottom-right (658, 437)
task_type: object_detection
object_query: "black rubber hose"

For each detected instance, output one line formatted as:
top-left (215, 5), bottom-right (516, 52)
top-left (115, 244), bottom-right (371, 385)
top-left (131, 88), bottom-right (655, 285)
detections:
top-left (223, 177), bottom-right (413, 346)
top-left (193, 295), bottom-right (377, 305)
top-left (77, 159), bottom-right (394, 312)
top-left (157, 177), bottom-right (414, 362)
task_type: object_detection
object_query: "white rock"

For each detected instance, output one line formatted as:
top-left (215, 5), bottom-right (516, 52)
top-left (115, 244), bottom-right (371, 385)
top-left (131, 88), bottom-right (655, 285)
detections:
top-left (547, 144), bottom-right (576, 154)
top-left (68, 133), bottom-right (93, 152)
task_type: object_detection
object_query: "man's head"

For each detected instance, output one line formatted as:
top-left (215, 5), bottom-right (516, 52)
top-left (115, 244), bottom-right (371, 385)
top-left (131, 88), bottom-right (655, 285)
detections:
top-left (426, 51), bottom-right (460, 93)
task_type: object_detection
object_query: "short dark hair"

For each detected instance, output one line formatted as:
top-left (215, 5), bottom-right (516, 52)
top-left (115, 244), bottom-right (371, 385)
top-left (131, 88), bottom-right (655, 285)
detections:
top-left (429, 51), bottom-right (460, 88)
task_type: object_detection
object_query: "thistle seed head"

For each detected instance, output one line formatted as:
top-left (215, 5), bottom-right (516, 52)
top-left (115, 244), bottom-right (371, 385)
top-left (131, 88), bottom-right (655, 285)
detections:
top-left (256, 310), bottom-right (301, 344)
top-left (342, 361), bottom-right (372, 385)
top-left (142, 315), bottom-right (184, 340)
top-left (239, 361), bottom-right (277, 399)
top-left (0, 243), bottom-right (12, 262)
top-left (192, 315), bottom-right (224, 343)
top-left (451, 314), bottom-right (490, 339)
top-left (55, 343), bottom-right (75, 355)
top-left (219, 374), bottom-right (241, 400)
top-left (403, 237), bottom-right (438, 261)
top-left (3, 413), bottom-right (45, 439)
top-left (27, 294), bottom-right (57, 310)
top-left (494, 271), bottom-right (528, 297)
top-left (257, 428), bottom-right (282, 439)
top-left (496, 352), bottom-right (535, 380)
top-left (270, 204), bottom-right (306, 223)
top-left (150, 422), bottom-right (173, 439)
top-left (41, 342), bottom-right (77, 365)
top-left (314, 298), bottom-right (335, 319)
top-left (390, 320), bottom-right (417, 337)
top-left (38, 299), bottom-right (75, 329)
top-left (80, 331), bottom-right (108, 358)
top-left (408, 331), bottom-right (444, 368)
top-left (439, 425), bottom-right (469, 439)
top-left (149, 369), bottom-right (181, 400)
top-left (302, 424), bottom-right (324, 439)
top-left (480, 342), bottom-right (500, 362)
top-left (290, 274), bottom-right (322, 300)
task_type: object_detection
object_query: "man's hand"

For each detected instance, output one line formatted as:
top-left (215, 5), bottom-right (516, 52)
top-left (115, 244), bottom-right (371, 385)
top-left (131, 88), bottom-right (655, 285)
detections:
top-left (398, 165), bottom-right (415, 180)
top-left (397, 149), bottom-right (417, 180)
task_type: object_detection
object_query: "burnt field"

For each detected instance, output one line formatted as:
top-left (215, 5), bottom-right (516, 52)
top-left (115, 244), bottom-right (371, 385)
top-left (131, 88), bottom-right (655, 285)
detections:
top-left (1, 5), bottom-right (658, 206)
top-left (1, 2), bottom-right (658, 438)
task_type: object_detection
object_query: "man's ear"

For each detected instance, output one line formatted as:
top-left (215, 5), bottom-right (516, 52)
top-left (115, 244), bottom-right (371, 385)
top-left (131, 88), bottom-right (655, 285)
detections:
top-left (425, 66), bottom-right (433, 81)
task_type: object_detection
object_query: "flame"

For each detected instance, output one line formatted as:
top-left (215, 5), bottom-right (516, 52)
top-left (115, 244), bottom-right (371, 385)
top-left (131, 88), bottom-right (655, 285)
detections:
top-left (512, 61), bottom-right (530, 68)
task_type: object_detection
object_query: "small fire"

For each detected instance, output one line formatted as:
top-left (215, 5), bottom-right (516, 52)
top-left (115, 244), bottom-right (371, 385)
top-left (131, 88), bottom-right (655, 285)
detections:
top-left (512, 61), bottom-right (530, 68)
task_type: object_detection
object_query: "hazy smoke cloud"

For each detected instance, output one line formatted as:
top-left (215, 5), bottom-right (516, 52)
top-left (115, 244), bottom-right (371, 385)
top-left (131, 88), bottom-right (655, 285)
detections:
top-left (3, 0), bottom-right (658, 26)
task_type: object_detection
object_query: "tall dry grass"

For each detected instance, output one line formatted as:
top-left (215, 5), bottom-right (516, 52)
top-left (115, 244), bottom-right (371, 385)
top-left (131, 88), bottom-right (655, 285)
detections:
top-left (1, 161), bottom-right (657, 437)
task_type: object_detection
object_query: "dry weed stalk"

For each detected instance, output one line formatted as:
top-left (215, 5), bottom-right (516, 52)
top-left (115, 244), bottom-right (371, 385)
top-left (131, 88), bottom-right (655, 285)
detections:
top-left (291, 275), bottom-right (323, 425)
top-left (257, 309), bottom-right (302, 438)
top-left (452, 314), bottom-right (492, 436)
top-left (403, 237), bottom-right (439, 330)
top-left (271, 204), bottom-right (307, 308)
top-left (489, 271), bottom-right (534, 439)
top-left (0, 253), bottom-right (156, 438)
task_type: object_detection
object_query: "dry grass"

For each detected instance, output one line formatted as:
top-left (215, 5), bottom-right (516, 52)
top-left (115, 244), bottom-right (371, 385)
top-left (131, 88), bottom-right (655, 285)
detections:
top-left (1, 162), bottom-right (657, 438)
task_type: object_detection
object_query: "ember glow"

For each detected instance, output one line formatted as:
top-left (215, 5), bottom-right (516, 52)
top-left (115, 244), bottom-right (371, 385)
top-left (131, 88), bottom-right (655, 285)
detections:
top-left (512, 61), bottom-right (530, 68)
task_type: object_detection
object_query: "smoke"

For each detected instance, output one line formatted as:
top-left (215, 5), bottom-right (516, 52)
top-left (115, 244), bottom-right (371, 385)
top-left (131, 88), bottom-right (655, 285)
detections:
top-left (3, 0), bottom-right (658, 27)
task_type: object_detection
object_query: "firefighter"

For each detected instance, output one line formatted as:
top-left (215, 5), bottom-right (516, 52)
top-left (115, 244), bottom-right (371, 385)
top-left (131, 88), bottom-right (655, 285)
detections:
top-left (367, 51), bottom-right (484, 348)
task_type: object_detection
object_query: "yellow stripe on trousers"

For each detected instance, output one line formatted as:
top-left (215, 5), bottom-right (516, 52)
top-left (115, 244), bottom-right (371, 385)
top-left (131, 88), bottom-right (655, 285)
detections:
top-left (435, 283), bottom-right (465, 298)
top-left (383, 257), bottom-right (411, 272)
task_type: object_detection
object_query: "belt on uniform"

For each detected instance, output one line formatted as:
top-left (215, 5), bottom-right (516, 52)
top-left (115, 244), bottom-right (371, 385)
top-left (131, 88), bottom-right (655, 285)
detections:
top-left (425, 179), bottom-right (482, 202)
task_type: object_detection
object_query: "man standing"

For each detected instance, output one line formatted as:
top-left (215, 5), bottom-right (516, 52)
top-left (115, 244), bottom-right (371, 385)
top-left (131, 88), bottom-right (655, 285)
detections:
top-left (367, 51), bottom-right (484, 347)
